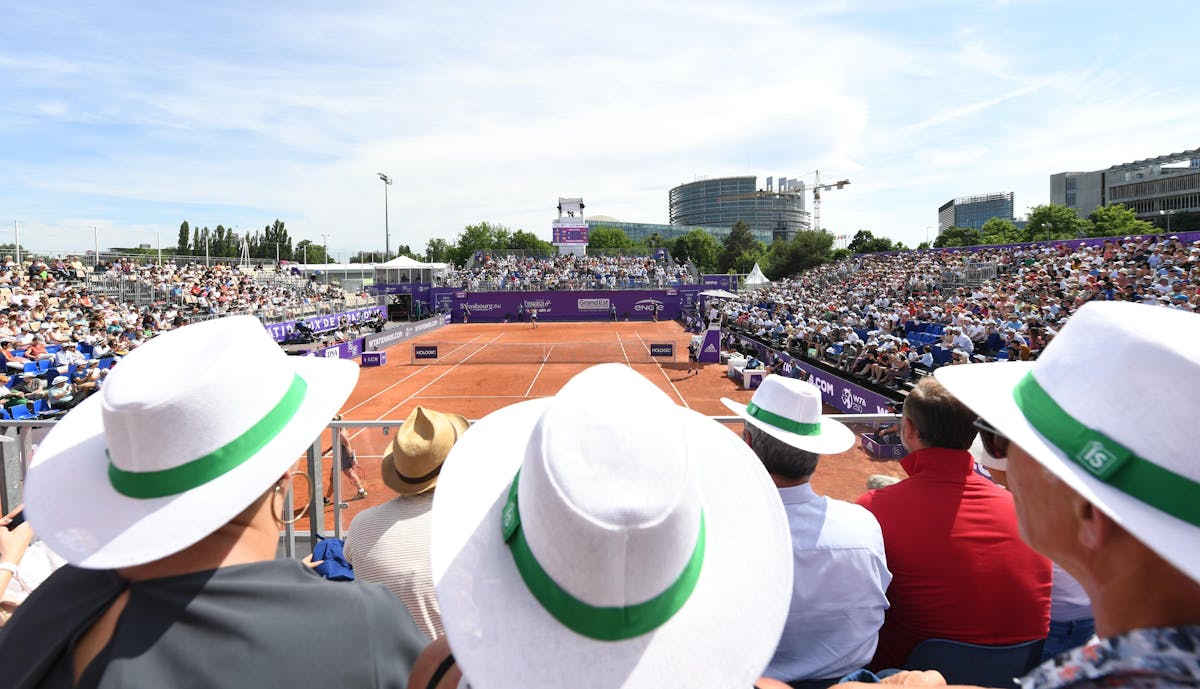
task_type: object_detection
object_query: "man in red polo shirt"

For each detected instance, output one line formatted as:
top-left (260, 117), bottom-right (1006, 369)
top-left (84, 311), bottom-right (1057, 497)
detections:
top-left (856, 377), bottom-right (1051, 670)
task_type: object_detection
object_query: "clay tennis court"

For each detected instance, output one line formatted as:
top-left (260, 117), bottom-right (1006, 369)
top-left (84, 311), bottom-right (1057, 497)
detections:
top-left (298, 321), bottom-right (907, 533)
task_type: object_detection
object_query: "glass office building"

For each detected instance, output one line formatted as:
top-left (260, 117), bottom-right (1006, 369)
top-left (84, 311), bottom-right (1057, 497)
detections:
top-left (669, 176), bottom-right (809, 242)
top-left (937, 192), bottom-right (1015, 232)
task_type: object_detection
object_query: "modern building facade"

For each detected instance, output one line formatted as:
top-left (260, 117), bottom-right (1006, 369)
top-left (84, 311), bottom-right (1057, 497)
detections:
top-left (669, 176), bottom-right (810, 242)
top-left (584, 219), bottom-right (733, 244)
top-left (937, 192), bottom-right (1016, 232)
top-left (1051, 148), bottom-right (1200, 222)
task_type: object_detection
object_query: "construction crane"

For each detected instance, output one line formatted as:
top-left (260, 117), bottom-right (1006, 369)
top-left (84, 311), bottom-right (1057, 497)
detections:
top-left (716, 170), bottom-right (849, 234)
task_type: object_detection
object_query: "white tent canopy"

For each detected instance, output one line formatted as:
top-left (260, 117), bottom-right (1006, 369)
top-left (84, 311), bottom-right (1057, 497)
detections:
top-left (699, 289), bottom-right (739, 299)
top-left (743, 263), bottom-right (770, 288)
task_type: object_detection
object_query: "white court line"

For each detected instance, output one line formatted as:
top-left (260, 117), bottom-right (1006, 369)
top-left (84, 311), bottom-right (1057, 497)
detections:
top-left (409, 395), bottom-right (534, 399)
top-left (616, 332), bottom-right (630, 365)
top-left (636, 330), bottom-right (689, 409)
top-left (371, 333), bottom-right (507, 420)
top-left (344, 337), bottom-right (489, 440)
top-left (525, 356), bottom-right (548, 398)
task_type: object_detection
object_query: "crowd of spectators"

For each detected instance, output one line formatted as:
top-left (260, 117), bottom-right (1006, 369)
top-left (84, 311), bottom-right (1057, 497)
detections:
top-left (441, 252), bottom-right (693, 291)
top-left (0, 255), bottom-right (372, 416)
top-left (90, 258), bottom-right (367, 319)
top-left (718, 234), bottom-right (1200, 388)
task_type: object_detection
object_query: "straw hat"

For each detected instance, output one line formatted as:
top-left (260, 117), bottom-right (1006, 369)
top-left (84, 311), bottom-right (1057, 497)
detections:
top-left (23, 315), bottom-right (358, 569)
top-left (431, 364), bottom-right (792, 689)
top-left (721, 375), bottom-right (854, 455)
top-left (936, 301), bottom-right (1200, 583)
top-left (381, 406), bottom-right (470, 495)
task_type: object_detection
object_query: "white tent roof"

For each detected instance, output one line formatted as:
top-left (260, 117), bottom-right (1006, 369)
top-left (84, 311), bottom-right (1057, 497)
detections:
top-left (379, 255), bottom-right (438, 269)
top-left (743, 263), bottom-right (770, 287)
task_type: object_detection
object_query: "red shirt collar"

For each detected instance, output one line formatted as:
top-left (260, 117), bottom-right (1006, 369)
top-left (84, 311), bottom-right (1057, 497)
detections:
top-left (899, 446), bottom-right (976, 480)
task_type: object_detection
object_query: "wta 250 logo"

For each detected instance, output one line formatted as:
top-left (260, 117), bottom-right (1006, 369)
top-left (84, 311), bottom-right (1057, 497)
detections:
top-left (841, 387), bottom-right (868, 412)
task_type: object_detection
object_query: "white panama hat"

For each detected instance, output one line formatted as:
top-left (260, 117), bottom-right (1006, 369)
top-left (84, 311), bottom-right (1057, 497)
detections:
top-left (721, 375), bottom-right (855, 455)
top-left (23, 315), bottom-right (358, 569)
top-left (432, 364), bottom-right (792, 689)
top-left (936, 301), bottom-right (1200, 584)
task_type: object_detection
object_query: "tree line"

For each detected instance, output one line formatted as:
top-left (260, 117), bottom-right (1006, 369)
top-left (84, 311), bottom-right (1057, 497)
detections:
top-left (421, 220), bottom-right (844, 279)
top-left (920, 203), bottom-right (1168, 250)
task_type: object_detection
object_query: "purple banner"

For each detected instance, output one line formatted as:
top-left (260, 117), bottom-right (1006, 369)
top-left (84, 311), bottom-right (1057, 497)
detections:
top-left (731, 333), bottom-right (898, 414)
top-left (372, 282), bottom-right (433, 297)
top-left (433, 290), bottom-right (682, 323)
top-left (362, 314), bottom-right (450, 351)
top-left (700, 274), bottom-right (738, 290)
top-left (302, 337), bottom-right (365, 360)
top-left (264, 306), bottom-right (385, 343)
top-left (361, 351), bottom-right (387, 367)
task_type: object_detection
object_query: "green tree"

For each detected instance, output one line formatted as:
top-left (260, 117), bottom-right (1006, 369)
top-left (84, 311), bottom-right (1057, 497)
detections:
top-left (1023, 204), bottom-right (1091, 242)
top-left (980, 217), bottom-right (1021, 245)
top-left (586, 226), bottom-right (639, 252)
top-left (831, 248), bottom-right (852, 261)
top-left (192, 227), bottom-right (201, 257)
top-left (447, 222), bottom-right (512, 265)
top-left (671, 230), bottom-right (721, 273)
top-left (915, 241), bottom-right (931, 251)
top-left (643, 232), bottom-right (664, 248)
top-left (846, 229), bottom-right (898, 253)
top-left (765, 230), bottom-right (834, 278)
top-left (176, 221), bottom-right (191, 255)
top-left (425, 238), bottom-right (451, 263)
top-left (933, 226), bottom-right (983, 248)
top-left (295, 239), bottom-right (326, 264)
top-left (509, 230), bottom-right (555, 257)
top-left (1088, 203), bottom-right (1155, 238)
top-left (718, 221), bottom-right (760, 273)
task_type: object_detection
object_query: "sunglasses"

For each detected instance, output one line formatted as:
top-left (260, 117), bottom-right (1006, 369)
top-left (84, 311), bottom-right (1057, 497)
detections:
top-left (973, 418), bottom-right (1010, 459)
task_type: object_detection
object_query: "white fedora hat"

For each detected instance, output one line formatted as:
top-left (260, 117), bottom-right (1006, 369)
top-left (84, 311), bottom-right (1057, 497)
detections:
top-left (720, 375), bottom-right (855, 455)
top-left (23, 315), bottom-right (358, 569)
top-left (431, 364), bottom-right (792, 689)
top-left (936, 301), bottom-right (1200, 583)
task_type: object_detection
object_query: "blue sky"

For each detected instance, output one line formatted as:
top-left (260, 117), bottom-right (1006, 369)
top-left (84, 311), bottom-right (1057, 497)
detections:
top-left (2, 1), bottom-right (1197, 257)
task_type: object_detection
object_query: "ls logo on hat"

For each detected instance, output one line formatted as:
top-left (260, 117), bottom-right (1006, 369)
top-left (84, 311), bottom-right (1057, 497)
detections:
top-left (1077, 440), bottom-right (1125, 479)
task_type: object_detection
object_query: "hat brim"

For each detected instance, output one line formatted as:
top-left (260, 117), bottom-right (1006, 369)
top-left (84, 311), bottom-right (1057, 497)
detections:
top-left (24, 355), bottom-right (358, 569)
top-left (719, 398), bottom-right (856, 455)
top-left (935, 362), bottom-right (1199, 584)
top-left (380, 412), bottom-right (471, 495)
top-left (432, 399), bottom-right (793, 689)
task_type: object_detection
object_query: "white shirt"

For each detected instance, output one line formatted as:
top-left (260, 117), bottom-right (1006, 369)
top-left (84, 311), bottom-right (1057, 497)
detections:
top-left (767, 483), bottom-right (892, 682)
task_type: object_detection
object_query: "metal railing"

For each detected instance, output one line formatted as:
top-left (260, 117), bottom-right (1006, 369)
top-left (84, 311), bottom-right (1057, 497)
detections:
top-left (2, 413), bottom-right (901, 561)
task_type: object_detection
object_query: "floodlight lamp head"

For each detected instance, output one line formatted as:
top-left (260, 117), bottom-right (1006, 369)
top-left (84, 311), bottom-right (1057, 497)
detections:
top-left (378, 173), bottom-right (392, 184)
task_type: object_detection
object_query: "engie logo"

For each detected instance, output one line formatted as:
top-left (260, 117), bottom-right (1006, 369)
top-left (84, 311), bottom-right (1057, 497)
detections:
top-left (633, 299), bottom-right (664, 312)
top-left (414, 345), bottom-right (439, 359)
top-left (465, 303), bottom-right (502, 311)
top-left (578, 298), bottom-right (611, 310)
top-left (840, 388), bottom-right (868, 413)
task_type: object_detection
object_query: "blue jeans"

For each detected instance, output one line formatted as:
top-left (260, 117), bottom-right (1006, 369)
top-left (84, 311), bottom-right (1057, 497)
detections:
top-left (1042, 618), bottom-right (1096, 661)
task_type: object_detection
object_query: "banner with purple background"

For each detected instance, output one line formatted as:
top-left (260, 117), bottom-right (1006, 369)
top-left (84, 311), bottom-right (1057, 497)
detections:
top-left (428, 289), bottom-right (682, 322)
top-left (731, 332), bottom-right (899, 414)
top-left (264, 306), bottom-right (385, 342)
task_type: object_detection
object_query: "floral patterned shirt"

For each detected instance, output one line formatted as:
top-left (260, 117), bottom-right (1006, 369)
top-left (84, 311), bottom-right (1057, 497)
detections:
top-left (1022, 626), bottom-right (1200, 689)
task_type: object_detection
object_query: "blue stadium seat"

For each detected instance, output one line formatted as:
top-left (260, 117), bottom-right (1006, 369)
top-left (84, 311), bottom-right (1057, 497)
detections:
top-left (932, 348), bottom-right (953, 367)
top-left (46, 344), bottom-right (62, 354)
top-left (9, 404), bottom-right (34, 421)
top-left (36, 359), bottom-right (51, 373)
top-left (0, 407), bottom-right (10, 420)
top-left (903, 638), bottom-right (1045, 686)
top-left (23, 362), bottom-right (39, 373)
top-left (12, 349), bottom-right (26, 358)
top-left (78, 342), bottom-right (94, 358)
top-left (983, 333), bottom-right (1003, 352)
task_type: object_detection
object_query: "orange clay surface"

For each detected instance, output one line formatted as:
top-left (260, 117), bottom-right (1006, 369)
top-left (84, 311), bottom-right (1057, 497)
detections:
top-left (295, 321), bottom-right (907, 533)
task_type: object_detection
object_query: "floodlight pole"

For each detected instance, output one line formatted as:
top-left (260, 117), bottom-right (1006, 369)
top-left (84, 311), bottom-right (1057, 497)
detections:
top-left (378, 173), bottom-right (393, 261)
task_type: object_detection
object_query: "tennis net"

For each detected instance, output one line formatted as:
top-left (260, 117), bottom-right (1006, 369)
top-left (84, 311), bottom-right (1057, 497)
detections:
top-left (410, 340), bottom-right (677, 365)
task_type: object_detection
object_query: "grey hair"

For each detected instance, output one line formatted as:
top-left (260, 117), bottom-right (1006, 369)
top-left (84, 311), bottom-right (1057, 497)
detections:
top-left (745, 424), bottom-right (819, 481)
